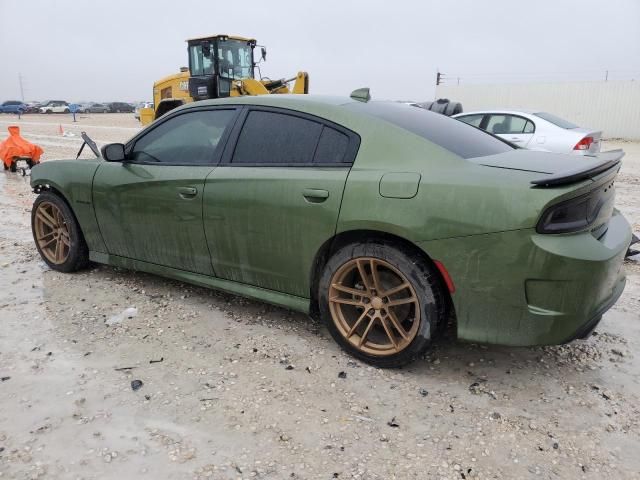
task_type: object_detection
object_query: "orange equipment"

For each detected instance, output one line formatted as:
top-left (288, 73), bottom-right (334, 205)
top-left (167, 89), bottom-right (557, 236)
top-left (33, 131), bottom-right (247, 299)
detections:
top-left (0, 126), bottom-right (44, 172)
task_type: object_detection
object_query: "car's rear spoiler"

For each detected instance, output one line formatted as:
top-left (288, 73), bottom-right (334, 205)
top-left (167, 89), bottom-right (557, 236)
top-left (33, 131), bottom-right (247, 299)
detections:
top-left (531, 149), bottom-right (624, 187)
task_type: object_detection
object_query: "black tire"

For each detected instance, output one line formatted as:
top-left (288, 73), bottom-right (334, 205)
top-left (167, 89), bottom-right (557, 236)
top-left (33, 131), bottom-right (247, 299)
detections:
top-left (318, 241), bottom-right (447, 368)
top-left (429, 99), bottom-right (449, 114)
top-left (9, 161), bottom-right (17, 172)
top-left (64, 108), bottom-right (70, 113)
top-left (31, 191), bottom-right (90, 272)
top-left (46, 110), bottom-right (52, 114)
top-left (444, 102), bottom-right (463, 116)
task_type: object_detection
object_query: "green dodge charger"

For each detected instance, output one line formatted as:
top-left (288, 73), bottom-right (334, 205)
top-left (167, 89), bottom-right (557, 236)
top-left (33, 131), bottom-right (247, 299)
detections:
top-left (30, 94), bottom-right (631, 367)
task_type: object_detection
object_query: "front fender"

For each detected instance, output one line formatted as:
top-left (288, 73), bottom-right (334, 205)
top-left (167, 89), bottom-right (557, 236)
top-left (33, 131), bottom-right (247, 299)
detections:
top-left (31, 160), bottom-right (107, 254)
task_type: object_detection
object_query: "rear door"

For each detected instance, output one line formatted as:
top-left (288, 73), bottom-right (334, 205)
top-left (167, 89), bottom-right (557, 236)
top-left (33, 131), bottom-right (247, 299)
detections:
top-left (92, 107), bottom-right (238, 275)
top-left (203, 107), bottom-right (359, 297)
top-left (485, 114), bottom-right (535, 147)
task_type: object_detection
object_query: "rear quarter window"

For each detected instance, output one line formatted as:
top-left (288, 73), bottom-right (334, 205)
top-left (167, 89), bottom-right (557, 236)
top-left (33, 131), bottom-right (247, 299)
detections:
top-left (347, 102), bottom-right (514, 159)
top-left (314, 127), bottom-right (350, 163)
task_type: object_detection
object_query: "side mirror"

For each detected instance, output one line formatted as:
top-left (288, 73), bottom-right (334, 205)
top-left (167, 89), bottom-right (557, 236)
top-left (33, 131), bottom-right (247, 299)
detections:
top-left (102, 143), bottom-right (126, 162)
top-left (261, 47), bottom-right (267, 61)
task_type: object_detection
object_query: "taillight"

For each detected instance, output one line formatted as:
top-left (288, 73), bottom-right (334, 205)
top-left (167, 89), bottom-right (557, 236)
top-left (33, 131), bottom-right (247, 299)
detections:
top-left (536, 189), bottom-right (609, 234)
top-left (573, 136), bottom-right (594, 150)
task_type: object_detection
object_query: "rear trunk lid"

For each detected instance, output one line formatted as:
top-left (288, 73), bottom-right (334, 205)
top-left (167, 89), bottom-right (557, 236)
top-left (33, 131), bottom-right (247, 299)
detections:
top-left (469, 148), bottom-right (624, 235)
top-left (468, 149), bottom-right (622, 182)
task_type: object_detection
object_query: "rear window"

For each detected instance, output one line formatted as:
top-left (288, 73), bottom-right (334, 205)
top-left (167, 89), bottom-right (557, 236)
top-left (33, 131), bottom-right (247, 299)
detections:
top-left (533, 112), bottom-right (578, 129)
top-left (347, 102), bottom-right (513, 159)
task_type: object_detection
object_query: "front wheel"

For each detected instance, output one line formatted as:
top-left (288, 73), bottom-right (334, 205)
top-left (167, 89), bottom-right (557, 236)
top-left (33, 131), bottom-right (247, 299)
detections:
top-left (318, 242), bottom-right (446, 368)
top-left (32, 192), bottom-right (90, 272)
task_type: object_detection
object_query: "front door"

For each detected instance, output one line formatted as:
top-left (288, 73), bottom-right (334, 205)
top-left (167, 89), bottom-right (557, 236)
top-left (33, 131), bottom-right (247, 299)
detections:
top-left (203, 108), bottom-right (359, 297)
top-left (485, 114), bottom-right (535, 147)
top-left (92, 107), bottom-right (238, 275)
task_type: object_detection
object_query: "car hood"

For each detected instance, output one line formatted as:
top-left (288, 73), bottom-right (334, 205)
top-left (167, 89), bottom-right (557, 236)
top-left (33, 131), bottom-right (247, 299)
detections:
top-left (467, 149), bottom-right (598, 174)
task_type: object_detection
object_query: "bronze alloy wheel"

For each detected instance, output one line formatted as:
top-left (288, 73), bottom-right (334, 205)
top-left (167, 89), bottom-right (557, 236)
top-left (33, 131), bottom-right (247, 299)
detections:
top-left (34, 201), bottom-right (71, 265)
top-left (328, 257), bottom-right (420, 356)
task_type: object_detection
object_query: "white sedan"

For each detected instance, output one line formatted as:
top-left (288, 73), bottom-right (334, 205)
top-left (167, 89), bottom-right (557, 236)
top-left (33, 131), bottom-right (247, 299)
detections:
top-left (453, 110), bottom-right (601, 155)
top-left (39, 102), bottom-right (70, 114)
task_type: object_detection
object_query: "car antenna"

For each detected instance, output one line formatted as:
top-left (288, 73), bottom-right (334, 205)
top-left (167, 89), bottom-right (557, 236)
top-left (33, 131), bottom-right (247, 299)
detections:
top-left (350, 87), bottom-right (371, 103)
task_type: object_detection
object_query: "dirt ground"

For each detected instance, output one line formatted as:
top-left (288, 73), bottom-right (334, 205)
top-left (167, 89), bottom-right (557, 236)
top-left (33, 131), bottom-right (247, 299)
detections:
top-left (1, 113), bottom-right (639, 480)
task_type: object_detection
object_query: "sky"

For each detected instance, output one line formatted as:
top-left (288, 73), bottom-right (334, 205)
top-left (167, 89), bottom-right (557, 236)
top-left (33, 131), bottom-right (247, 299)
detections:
top-left (1, 0), bottom-right (639, 103)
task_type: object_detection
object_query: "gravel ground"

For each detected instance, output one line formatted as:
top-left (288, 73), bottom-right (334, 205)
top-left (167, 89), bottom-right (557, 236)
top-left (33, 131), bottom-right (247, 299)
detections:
top-left (0, 114), bottom-right (639, 480)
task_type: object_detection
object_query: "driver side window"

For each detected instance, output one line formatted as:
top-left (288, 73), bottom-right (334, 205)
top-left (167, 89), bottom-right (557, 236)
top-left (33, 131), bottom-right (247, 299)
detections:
top-left (131, 109), bottom-right (236, 165)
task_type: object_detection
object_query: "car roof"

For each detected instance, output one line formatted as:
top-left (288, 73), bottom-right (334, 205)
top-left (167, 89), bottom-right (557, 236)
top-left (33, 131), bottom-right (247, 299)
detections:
top-left (183, 94), bottom-right (357, 110)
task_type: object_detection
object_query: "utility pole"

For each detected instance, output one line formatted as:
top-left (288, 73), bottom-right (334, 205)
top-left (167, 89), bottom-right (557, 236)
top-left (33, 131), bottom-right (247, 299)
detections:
top-left (19, 73), bottom-right (25, 101)
top-left (457, 77), bottom-right (460, 86)
top-left (605, 70), bottom-right (608, 82)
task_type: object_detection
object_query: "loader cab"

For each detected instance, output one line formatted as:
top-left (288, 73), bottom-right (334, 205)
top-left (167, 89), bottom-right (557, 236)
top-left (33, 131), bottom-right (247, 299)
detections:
top-left (188, 35), bottom-right (257, 100)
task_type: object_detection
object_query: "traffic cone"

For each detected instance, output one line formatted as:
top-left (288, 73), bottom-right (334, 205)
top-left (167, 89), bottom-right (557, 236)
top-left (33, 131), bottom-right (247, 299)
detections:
top-left (58, 124), bottom-right (64, 136)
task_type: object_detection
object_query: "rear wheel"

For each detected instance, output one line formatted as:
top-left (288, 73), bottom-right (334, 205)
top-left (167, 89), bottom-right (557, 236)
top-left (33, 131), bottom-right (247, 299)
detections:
top-left (32, 192), bottom-right (89, 272)
top-left (319, 242), bottom-right (445, 367)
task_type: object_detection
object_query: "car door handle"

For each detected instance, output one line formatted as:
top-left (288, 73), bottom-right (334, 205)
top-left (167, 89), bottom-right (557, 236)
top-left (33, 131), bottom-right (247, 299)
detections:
top-left (178, 186), bottom-right (198, 199)
top-left (302, 188), bottom-right (329, 203)
top-left (510, 138), bottom-right (523, 142)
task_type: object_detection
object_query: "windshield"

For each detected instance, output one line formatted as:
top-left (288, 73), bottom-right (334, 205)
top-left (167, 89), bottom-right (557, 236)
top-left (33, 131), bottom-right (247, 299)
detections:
top-left (189, 44), bottom-right (215, 76)
top-left (533, 112), bottom-right (579, 129)
top-left (218, 39), bottom-right (254, 79)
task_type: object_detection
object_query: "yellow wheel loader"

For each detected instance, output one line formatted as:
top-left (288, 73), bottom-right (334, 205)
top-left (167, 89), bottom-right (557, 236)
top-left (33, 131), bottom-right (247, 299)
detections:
top-left (139, 35), bottom-right (309, 125)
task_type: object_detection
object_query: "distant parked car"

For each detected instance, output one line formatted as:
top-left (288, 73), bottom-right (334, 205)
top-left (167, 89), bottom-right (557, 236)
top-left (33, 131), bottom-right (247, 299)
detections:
top-left (84, 103), bottom-right (110, 114)
top-left (24, 102), bottom-right (44, 114)
top-left (77, 103), bottom-right (93, 113)
top-left (134, 102), bottom-right (154, 120)
top-left (108, 102), bottom-right (135, 113)
top-left (453, 110), bottom-right (601, 155)
top-left (1, 101), bottom-right (26, 114)
top-left (39, 101), bottom-right (70, 114)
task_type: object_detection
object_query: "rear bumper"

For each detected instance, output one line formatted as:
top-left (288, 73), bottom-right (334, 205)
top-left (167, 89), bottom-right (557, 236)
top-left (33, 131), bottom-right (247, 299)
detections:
top-left (563, 275), bottom-right (625, 343)
top-left (418, 210), bottom-right (631, 346)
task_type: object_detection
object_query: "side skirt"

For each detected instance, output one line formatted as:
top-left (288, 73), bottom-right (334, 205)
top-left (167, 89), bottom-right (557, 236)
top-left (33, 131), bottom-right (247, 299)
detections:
top-left (89, 251), bottom-right (310, 314)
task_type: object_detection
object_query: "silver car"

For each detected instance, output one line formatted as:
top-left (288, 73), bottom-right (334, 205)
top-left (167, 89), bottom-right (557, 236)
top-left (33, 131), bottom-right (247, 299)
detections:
top-left (453, 110), bottom-right (602, 155)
